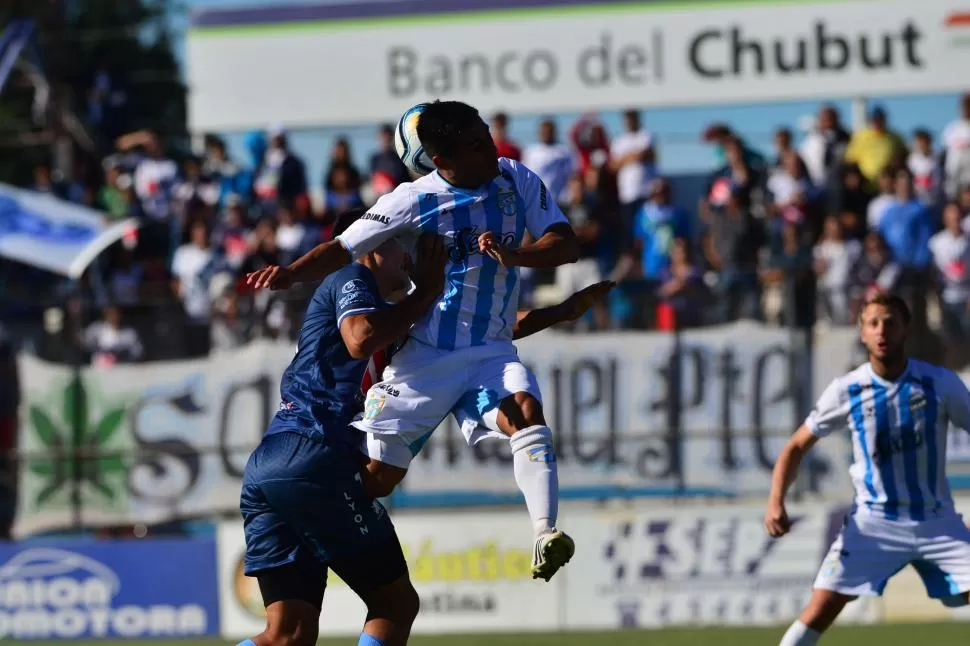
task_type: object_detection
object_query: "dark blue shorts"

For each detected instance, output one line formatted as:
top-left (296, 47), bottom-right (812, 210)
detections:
top-left (240, 431), bottom-right (405, 595)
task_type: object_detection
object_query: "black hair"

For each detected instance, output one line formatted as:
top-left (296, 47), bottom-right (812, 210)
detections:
top-left (415, 100), bottom-right (482, 158)
top-left (332, 207), bottom-right (369, 239)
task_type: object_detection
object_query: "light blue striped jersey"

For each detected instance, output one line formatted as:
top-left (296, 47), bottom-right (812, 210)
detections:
top-left (807, 360), bottom-right (970, 522)
top-left (337, 157), bottom-right (568, 350)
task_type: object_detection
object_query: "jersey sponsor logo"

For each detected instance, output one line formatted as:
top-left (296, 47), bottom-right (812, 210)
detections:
top-left (364, 394), bottom-right (385, 420)
top-left (375, 383), bottom-right (400, 397)
top-left (338, 291), bottom-right (375, 310)
top-left (497, 187), bottom-right (517, 217)
top-left (342, 278), bottom-right (368, 293)
top-left (872, 428), bottom-right (925, 464)
top-left (361, 212), bottom-right (391, 225)
top-left (449, 226), bottom-right (516, 262)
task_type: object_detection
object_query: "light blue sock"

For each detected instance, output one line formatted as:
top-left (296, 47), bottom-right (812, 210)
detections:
top-left (236, 640), bottom-right (257, 646)
top-left (358, 633), bottom-right (385, 646)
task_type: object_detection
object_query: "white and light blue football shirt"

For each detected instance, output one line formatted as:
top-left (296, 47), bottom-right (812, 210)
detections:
top-left (807, 359), bottom-right (970, 522)
top-left (337, 157), bottom-right (568, 350)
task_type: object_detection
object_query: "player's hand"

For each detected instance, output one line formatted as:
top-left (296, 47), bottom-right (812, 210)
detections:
top-left (245, 265), bottom-right (293, 291)
top-left (479, 231), bottom-right (519, 268)
top-left (413, 233), bottom-right (448, 296)
top-left (764, 500), bottom-right (791, 538)
top-left (560, 281), bottom-right (615, 321)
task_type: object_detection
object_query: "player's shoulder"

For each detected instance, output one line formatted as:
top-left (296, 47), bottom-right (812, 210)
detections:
top-left (323, 262), bottom-right (378, 295)
top-left (500, 156), bottom-right (531, 178)
top-left (369, 181), bottom-right (419, 215)
top-left (910, 359), bottom-right (963, 391)
top-left (825, 364), bottom-right (870, 397)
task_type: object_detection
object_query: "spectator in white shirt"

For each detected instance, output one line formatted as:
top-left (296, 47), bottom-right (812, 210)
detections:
top-left (798, 104), bottom-right (850, 189)
top-left (610, 109), bottom-right (657, 240)
top-left (866, 168), bottom-right (897, 231)
top-left (907, 129), bottom-right (938, 204)
top-left (171, 220), bottom-right (218, 358)
top-left (83, 306), bottom-right (143, 367)
top-left (522, 119), bottom-right (575, 207)
top-left (116, 129), bottom-right (178, 221)
top-left (813, 215), bottom-right (860, 325)
top-left (930, 202), bottom-right (970, 344)
top-left (942, 94), bottom-right (970, 201)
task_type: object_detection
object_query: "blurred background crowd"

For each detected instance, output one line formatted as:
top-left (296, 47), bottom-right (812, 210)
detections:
top-left (5, 94), bottom-right (970, 368)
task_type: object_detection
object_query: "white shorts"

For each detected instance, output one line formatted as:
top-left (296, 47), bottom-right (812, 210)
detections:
top-left (353, 340), bottom-right (541, 468)
top-left (814, 510), bottom-right (970, 600)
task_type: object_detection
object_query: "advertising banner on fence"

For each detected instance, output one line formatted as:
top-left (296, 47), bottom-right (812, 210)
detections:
top-left (217, 512), bottom-right (554, 638)
top-left (560, 503), bottom-right (879, 629)
top-left (188, 0), bottom-right (970, 130)
top-left (16, 322), bottom-right (862, 534)
top-left (0, 538), bottom-right (220, 640)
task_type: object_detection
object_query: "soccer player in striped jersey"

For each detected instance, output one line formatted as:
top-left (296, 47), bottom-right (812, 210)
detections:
top-left (766, 293), bottom-right (970, 646)
top-left (247, 100), bottom-right (581, 581)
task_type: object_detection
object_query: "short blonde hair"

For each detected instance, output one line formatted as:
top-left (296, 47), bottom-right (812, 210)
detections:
top-left (860, 292), bottom-right (911, 326)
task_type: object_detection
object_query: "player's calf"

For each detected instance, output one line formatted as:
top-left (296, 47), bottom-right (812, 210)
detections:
top-left (779, 589), bottom-right (854, 645)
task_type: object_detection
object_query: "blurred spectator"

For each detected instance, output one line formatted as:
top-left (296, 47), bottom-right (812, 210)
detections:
top-left (703, 185), bottom-right (764, 322)
top-left (212, 292), bottom-right (248, 352)
top-left (763, 223), bottom-right (816, 329)
top-left (106, 248), bottom-right (145, 307)
top-left (570, 113), bottom-right (610, 174)
top-left (491, 112), bottom-right (522, 161)
top-left (941, 94), bottom-right (970, 201)
top-left (848, 231), bottom-right (902, 320)
top-left (523, 119), bottom-right (576, 207)
top-left (657, 238), bottom-right (707, 329)
top-left (555, 176), bottom-right (608, 330)
top-left (771, 127), bottom-right (796, 171)
top-left (31, 164), bottom-right (63, 198)
top-left (799, 104), bottom-right (850, 188)
top-left (866, 168), bottom-right (897, 231)
top-left (82, 305), bottom-right (143, 366)
top-left (702, 123), bottom-right (767, 172)
top-left (908, 129), bottom-right (938, 203)
top-left (171, 220), bottom-right (218, 358)
top-left (814, 215), bottom-right (861, 325)
top-left (275, 202), bottom-right (308, 266)
top-left (369, 124), bottom-right (410, 195)
top-left (833, 163), bottom-right (870, 240)
top-left (214, 195), bottom-right (253, 270)
top-left (703, 136), bottom-right (757, 217)
top-left (631, 178), bottom-right (690, 281)
top-left (929, 202), bottom-right (970, 345)
top-left (172, 155), bottom-right (221, 221)
top-left (767, 150), bottom-right (816, 229)
top-left (99, 160), bottom-right (134, 220)
top-left (844, 106), bottom-right (906, 189)
top-left (878, 168), bottom-right (933, 272)
top-left (324, 138), bottom-right (363, 213)
top-left (961, 184), bottom-right (970, 222)
top-left (610, 109), bottom-right (657, 239)
top-left (117, 130), bottom-right (178, 221)
top-left (203, 134), bottom-right (252, 208)
top-left (253, 125), bottom-right (308, 209)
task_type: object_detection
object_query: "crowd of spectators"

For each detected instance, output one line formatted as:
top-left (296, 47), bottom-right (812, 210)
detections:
top-left (4, 94), bottom-right (970, 368)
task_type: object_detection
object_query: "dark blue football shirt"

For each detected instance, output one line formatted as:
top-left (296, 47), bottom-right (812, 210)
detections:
top-left (265, 262), bottom-right (385, 448)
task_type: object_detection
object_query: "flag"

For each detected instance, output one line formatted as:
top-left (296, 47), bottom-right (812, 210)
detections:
top-left (0, 183), bottom-right (139, 278)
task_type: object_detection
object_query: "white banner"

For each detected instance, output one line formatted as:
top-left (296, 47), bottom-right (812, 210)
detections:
top-left (16, 323), bottom-right (859, 535)
top-left (560, 502), bottom-right (879, 629)
top-left (217, 511), bottom-right (554, 638)
top-left (187, 0), bottom-right (970, 130)
top-left (0, 183), bottom-right (137, 278)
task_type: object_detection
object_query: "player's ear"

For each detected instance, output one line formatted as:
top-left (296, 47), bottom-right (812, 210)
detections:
top-left (430, 153), bottom-right (448, 172)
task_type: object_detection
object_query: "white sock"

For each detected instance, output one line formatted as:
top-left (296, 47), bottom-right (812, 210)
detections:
top-left (780, 621), bottom-right (820, 646)
top-left (509, 425), bottom-right (559, 536)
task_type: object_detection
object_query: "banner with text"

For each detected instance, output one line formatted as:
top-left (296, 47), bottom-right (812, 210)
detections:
top-left (0, 538), bottom-right (220, 640)
top-left (188, 0), bottom-right (970, 130)
top-left (16, 322), bottom-right (861, 535)
top-left (217, 512), bottom-right (552, 638)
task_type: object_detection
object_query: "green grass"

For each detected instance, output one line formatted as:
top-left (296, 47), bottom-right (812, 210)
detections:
top-left (25, 623), bottom-right (970, 646)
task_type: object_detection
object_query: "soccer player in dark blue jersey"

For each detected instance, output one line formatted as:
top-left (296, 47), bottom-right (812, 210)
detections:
top-left (237, 208), bottom-right (448, 646)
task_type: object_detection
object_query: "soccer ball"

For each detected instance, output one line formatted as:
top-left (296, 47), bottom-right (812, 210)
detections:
top-left (394, 103), bottom-right (435, 178)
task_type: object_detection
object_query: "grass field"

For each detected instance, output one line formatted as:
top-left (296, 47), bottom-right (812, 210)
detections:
top-left (27, 623), bottom-right (970, 646)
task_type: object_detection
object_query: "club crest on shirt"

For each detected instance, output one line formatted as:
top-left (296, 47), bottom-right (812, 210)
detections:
top-left (364, 394), bottom-right (385, 420)
top-left (497, 188), bottom-right (517, 217)
top-left (910, 393), bottom-right (927, 410)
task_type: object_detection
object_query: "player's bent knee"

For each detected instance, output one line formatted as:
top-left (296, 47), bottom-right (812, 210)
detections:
top-left (498, 392), bottom-right (546, 434)
top-left (799, 589), bottom-right (854, 632)
top-left (262, 600), bottom-right (320, 646)
top-left (365, 575), bottom-right (420, 625)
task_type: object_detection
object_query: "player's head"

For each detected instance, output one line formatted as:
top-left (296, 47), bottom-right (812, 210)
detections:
top-left (334, 208), bottom-right (411, 294)
top-left (858, 292), bottom-right (911, 362)
top-left (416, 100), bottom-right (498, 187)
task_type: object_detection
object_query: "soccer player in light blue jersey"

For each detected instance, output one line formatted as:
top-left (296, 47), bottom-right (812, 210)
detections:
top-left (766, 293), bottom-right (970, 645)
top-left (247, 100), bottom-right (581, 581)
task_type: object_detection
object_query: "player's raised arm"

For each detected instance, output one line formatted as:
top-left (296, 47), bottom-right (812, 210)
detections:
top-left (340, 233), bottom-right (447, 359)
top-left (766, 378), bottom-right (847, 538)
top-left (512, 281), bottom-right (615, 340)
